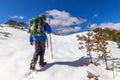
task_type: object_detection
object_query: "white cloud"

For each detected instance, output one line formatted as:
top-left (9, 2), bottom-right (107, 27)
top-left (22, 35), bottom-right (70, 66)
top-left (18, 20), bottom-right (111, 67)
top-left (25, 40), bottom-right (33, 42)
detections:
top-left (9, 16), bottom-right (26, 19)
top-left (45, 9), bottom-right (87, 34)
top-left (90, 24), bottom-right (98, 30)
top-left (93, 13), bottom-right (99, 18)
top-left (46, 9), bottom-right (86, 26)
top-left (56, 26), bottom-right (81, 34)
top-left (91, 23), bottom-right (120, 30)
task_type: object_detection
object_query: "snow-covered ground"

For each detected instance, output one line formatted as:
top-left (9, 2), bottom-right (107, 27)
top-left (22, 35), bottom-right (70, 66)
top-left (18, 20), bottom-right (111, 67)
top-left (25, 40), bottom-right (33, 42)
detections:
top-left (0, 26), bottom-right (120, 80)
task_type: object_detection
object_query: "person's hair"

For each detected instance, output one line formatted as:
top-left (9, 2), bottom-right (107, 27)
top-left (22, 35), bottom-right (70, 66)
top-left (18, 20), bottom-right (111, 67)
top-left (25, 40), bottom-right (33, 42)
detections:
top-left (40, 14), bottom-right (46, 20)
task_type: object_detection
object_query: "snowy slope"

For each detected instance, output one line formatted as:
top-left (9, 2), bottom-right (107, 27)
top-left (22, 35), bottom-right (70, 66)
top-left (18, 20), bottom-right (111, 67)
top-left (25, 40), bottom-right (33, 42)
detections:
top-left (0, 26), bottom-right (120, 80)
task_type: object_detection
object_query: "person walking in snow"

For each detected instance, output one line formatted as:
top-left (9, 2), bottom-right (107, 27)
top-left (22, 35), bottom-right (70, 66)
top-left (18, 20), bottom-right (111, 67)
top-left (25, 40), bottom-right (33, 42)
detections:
top-left (28, 14), bottom-right (52, 70)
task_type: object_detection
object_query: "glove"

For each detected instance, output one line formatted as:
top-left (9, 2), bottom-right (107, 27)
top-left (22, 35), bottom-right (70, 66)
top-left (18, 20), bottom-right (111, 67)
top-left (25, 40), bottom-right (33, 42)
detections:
top-left (30, 42), bottom-right (34, 46)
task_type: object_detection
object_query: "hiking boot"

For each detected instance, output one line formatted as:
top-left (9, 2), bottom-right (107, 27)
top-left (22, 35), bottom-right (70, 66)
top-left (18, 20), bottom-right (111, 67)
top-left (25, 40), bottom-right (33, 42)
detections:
top-left (30, 58), bottom-right (37, 70)
top-left (30, 63), bottom-right (35, 70)
top-left (39, 62), bottom-right (47, 67)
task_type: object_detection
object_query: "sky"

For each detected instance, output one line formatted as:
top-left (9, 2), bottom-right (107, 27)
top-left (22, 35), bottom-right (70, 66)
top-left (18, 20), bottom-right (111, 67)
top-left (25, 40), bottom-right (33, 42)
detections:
top-left (0, 0), bottom-right (120, 34)
top-left (0, 26), bottom-right (120, 80)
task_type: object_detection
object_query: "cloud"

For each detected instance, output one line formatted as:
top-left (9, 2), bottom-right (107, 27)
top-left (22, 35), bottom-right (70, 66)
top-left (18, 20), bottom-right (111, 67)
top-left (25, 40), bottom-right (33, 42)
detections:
top-left (91, 23), bottom-right (120, 30)
top-left (9, 16), bottom-right (26, 19)
top-left (90, 24), bottom-right (98, 30)
top-left (56, 26), bottom-right (81, 35)
top-left (45, 9), bottom-right (87, 34)
top-left (93, 13), bottom-right (99, 18)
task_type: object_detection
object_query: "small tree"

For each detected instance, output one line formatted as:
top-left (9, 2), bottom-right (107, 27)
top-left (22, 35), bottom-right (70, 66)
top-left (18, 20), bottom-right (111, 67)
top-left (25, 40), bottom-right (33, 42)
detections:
top-left (93, 28), bottom-right (109, 69)
top-left (77, 23), bottom-right (94, 63)
top-left (85, 23), bottom-right (94, 63)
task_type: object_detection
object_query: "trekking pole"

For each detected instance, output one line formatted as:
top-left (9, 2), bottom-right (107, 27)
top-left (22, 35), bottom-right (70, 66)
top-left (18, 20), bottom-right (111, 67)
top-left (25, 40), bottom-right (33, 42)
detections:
top-left (49, 34), bottom-right (53, 59)
top-left (48, 15), bottom-right (53, 59)
top-left (112, 61), bottom-right (115, 80)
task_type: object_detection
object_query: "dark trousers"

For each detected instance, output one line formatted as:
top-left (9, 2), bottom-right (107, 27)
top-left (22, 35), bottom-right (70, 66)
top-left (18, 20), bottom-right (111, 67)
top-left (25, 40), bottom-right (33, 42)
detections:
top-left (31, 40), bottom-right (46, 65)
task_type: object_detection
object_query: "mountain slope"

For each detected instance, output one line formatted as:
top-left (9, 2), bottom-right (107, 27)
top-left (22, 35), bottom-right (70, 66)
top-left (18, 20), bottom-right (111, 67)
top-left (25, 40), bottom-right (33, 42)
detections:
top-left (0, 26), bottom-right (120, 80)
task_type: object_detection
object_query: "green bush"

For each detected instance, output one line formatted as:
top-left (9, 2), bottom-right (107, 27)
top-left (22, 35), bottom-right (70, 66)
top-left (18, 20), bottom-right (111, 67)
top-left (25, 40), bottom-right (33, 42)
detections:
top-left (93, 28), bottom-right (120, 48)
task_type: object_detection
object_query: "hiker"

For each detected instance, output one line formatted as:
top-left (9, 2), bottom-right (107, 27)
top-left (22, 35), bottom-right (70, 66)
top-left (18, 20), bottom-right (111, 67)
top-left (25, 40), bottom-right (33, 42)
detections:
top-left (28, 14), bottom-right (52, 70)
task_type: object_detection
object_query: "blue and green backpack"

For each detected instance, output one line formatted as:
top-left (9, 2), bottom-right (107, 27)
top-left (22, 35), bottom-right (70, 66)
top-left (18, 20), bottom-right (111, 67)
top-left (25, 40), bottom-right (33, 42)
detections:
top-left (28, 16), bottom-right (45, 36)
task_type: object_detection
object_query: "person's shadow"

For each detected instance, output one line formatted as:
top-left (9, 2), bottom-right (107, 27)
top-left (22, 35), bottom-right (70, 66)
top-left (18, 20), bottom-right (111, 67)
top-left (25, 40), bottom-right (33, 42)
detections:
top-left (37, 56), bottom-right (90, 72)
